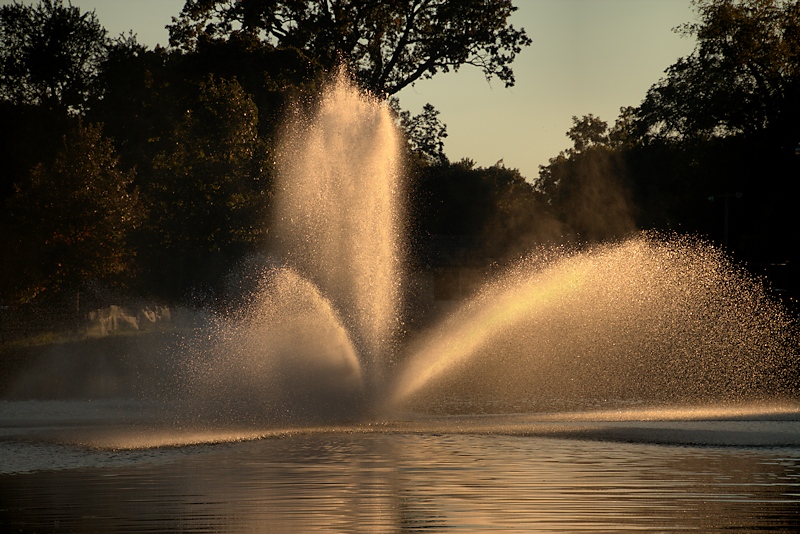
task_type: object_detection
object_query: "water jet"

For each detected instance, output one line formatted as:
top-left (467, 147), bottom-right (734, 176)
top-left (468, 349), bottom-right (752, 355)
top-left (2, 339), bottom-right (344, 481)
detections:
top-left (166, 73), bottom-right (798, 428)
top-left (2, 73), bottom-right (798, 441)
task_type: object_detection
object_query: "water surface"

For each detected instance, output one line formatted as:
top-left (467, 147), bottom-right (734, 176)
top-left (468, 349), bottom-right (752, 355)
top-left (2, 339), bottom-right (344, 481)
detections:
top-left (2, 401), bottom-right (799, 532)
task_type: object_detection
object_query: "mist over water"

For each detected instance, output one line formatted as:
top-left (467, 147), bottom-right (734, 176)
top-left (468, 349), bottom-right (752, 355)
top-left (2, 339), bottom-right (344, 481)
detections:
top-left (6, 74), bottom-right (796, 442)
top-left (163, 73), bottom-right (799, 428)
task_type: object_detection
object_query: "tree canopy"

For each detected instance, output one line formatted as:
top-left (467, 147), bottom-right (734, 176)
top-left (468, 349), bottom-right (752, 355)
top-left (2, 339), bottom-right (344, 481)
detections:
top-left (0, 0), bottom-right (534, 305)
top-left (536, 114), bottom-right (636, 243)
top-left (637, 0), bottom-right (800, 148)
top-left (167, 0), bottom-right (531, 95)
top-left (0, 0), bottom-right (107, 112)
top-left (138, 76), bottom-right (271, 297)
top-left (411, 159), bottom-right (554, 266)
top-left (533, 1), bottom-right (800, 287)
top-left (3, 0), bottom-right (799, 310)
top-left (6, 122), bottom-right (141, 302)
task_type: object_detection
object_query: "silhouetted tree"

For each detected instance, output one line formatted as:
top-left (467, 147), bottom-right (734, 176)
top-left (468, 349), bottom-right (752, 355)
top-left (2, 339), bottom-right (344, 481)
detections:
top-left (0, 0), bottom-right (107, 112)
top-left (5, 123), bottom-right (141, 303)
top-left (628, 0), bottom-right (800, 269)
top-left (138, 76), bottom-right (271, 297)
top-left (412, 159), bottom-right (554, 265)
top-left (636, 0), bottom-right (800, 147)
top-left (536, 114), bottom-right (637, 243)
top-left (391, 100), bottom-right (449, 165)
top-left (167, 0), bottom-right (531, 96)
top-left (0, 0), bottom-right (537, 305)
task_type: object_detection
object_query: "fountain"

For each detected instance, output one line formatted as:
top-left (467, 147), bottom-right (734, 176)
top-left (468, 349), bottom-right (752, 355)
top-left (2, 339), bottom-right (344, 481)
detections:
top-left (165, 71), bottom-right (798, 430)
top-left (3, 72), bottom-right (800, 533)
top-left (1, 71), bottom-right (797, 445)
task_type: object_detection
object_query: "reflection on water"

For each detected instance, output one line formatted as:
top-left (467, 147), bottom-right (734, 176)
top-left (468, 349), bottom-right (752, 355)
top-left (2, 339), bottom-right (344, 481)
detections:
top-left (2, 432), bottom-right (799, 532)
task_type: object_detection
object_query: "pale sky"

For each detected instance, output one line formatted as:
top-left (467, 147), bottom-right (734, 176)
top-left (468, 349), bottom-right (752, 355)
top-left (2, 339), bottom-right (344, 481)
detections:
top-left (63, 0), bottom-right (698, 181)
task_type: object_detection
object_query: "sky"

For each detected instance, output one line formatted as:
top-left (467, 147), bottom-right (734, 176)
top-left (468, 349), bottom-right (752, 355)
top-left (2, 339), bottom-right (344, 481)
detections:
top-left (62, 0), bottom-right (699, 182)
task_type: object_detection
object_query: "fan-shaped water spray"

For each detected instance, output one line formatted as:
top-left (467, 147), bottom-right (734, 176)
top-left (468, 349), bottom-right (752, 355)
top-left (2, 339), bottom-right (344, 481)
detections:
top-left (178, 267), bottom-right (364, 424)
top-left (175, 73), bottom-right (797, 426)
top-left (389, 236), bottom-right (797, 412)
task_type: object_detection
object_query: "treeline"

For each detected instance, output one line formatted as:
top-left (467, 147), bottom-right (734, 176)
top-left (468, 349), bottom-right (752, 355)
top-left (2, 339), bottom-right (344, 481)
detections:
top-left (1, 0), bottom-right (799, 310)
top-left (537, 0), bottom-right (800, 303)
top-left (0, 0), bottom-right (531, 306)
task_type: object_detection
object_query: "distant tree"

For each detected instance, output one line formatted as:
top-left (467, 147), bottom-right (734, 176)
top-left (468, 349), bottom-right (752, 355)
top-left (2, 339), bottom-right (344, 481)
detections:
top-left (93, 29), bottom-right (326, 168)
top-left (88, 34), bottom-right (171, 162)
top-left (167, 0), bottom-right (531, 95)
top-left (565, 114), bottom-right (610, 154)
top-left (391, 100), bottom-right (448, 165)
top-left (0, 101), bottom-right (75, 206)
top-left (629, 0), bottom-right (800, 264)
top-left (412, 159), bottom-right (554, 264)
top-left (89, 28), bottom-right (326, 298)
top-left (139, 76), bottom-right (271, 296)
top-left (537, 114), bottom-right (636, 243)
top-left (6, 122), bottom-right (141, 303)
top-left (0, 0), bottom-right (107, 112)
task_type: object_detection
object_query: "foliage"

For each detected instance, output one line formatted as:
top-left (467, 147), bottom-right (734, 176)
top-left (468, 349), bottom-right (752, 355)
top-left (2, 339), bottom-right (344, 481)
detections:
top-left (412, 159), bottom-right (555, 264)
top-left (530, 0), bottom-right (800, 274)
top-left (391, 99), bottom-right (448, 165)
top-left (0, 0), bottom-right (107, 112)
top-left (536, 114), bottom-right (637, 243)
top-left (2, 0), bottom-right (799, 309)
top-left (6, 123), bottom-right (141, 303)
top-left (92, 29), bottom-right (326, 171)
top-left (0, 101), bottom-right (75, 205)
top-left (636, 0), bottom-right (800, 145)
top-left (139, 76), bottom-right (271, 297)
top-left (167, 0), bottom-right (531, 95)
top-left (628, 0), bottom-right (800, 269)
top-left (565, 114), bottom-right (611, 154)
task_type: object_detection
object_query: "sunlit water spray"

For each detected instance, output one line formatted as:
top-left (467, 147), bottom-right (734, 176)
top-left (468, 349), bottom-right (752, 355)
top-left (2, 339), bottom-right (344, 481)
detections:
top-left (7, 74), bottom-right (797, 448)
top-left (389, 236), bottom-right (798, 412)
top-left (273, 73), bottom-right (403, 388)
top-left (174, 74), bottom-right (797, 427)
top-left (179, 267), bottom-right (364, 424)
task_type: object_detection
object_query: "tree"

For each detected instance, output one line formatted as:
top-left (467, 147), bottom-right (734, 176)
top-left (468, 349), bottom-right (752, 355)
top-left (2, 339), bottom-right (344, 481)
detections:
top-left (536, 114), bottom-right (636, 243)
top-left (167, 0), bottom-right (531, 96)
top-left (0, 0), bottom-right (107, 112)
top-left (6, 122), bottom-right (141, 303)
top-left (636, 0), bottom-right (800, 146)
top-left (139, 76), bottom-right (271, 297)
top-left (412, 159), bottom-right (554, 265)
top-left (391, 99), bottom-right (448, 165)
top-left (89, 25), bottom-right (324, 299)
top-left (629, 0), bottom-right (800, 267)
top-left (565, 114), bottom-right (610, 154)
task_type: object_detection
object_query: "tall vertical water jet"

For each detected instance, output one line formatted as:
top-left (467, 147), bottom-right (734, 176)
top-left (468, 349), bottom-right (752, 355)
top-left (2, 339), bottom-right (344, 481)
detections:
top-left (273, 72), bottom-right (403, 388)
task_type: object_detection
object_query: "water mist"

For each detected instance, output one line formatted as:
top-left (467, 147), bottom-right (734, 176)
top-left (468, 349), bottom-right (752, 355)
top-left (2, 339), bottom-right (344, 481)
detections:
top-left (273, 74), bottom-right (403, 391)
top-left (169, 74), bottom-right (797, 427)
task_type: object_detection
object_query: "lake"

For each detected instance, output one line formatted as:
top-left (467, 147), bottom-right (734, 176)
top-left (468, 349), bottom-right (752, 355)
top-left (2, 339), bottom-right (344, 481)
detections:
top-left (1, 400), bottom-right (799, 532)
